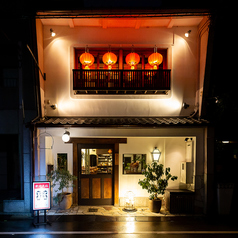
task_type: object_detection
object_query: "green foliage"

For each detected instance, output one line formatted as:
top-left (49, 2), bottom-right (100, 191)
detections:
top-left (48, 169), bottom-right (77, 205)
top-left (138, 162), bottom-right (178, 200)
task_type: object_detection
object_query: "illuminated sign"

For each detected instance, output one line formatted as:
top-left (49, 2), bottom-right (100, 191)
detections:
top-left (33, 181), bottom-right (51, 211)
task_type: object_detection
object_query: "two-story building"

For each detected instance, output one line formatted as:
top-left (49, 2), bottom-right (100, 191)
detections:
top-left (3, 5), bottom-right (215, 215)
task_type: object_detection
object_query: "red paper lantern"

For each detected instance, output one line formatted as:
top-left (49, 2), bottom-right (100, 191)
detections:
top-left (148, 52), bottom-right (163, 69)
top-left (126, 52), bottom-right (140, 70)
top-left (80, 52), bottom-right (95, 69)
top-left (103, 52), bottom-right (117, 70)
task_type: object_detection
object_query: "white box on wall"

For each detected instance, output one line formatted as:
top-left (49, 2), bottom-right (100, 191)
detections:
top-left (185, 141), bottom-right (193, 162)
top-left (180, 162), bottom-right (193, 184)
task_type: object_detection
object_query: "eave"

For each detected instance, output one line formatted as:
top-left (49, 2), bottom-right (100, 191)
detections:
top-left (33, 116), bottom-right (209, 128)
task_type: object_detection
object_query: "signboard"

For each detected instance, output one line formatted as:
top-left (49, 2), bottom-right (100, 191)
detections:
top-left (33, 181), bottom-right (51, 211)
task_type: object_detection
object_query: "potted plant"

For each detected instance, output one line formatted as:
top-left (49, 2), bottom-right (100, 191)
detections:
top-left (138, 162), bottom-right (177, 213)
top-left (48, 168), bottom-right (77, 210)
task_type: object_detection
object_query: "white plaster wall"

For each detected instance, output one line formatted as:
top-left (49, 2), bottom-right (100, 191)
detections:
top-left (50, 137), bottom-right (74, 196)
top-left (119, 137), bottom-right (191, 199)
top-left (41, 25), bottom-right (199, 117)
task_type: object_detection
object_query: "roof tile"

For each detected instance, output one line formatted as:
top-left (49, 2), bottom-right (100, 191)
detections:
top-left (34, 117), bottom-right (209, 127)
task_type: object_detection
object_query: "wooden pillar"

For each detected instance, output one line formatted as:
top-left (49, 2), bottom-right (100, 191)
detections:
top-left (114, 143), bottom-right (119, 206)
top-left (119, 49), bottom-right (123, 70)
top-left (73, 142), bottom-right (78, 205)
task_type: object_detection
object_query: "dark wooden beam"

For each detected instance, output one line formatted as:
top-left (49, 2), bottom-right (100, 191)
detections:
top-left (67, 137), bottom-right (127, 144)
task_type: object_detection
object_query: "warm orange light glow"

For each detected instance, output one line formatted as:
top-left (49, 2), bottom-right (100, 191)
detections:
top-left (80, 52), bottom-right (95, 69)
top-left (126, 52), bottom-right (140, 70)
top-left (103, 52), bottom-right (117, 69)
top-left (148, 52), bottom-right (163, 69)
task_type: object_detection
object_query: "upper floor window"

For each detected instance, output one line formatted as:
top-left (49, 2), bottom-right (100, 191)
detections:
top-left (74, 48), bottom-right (167, 70)
top-left (73, 47), bottom-right (170, 95)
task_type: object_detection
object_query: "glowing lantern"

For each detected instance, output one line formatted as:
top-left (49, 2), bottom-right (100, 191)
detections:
top-left (80, 48), bottom-right (94, 69)
top-left (126, 52), bottom-right (140, 70)
top-left (148, 47), bottom-right (163, 69)
top-left (103, 52), bottom-right (117, 70)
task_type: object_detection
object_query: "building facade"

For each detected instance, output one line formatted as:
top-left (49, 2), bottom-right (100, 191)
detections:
top-left (2, 6), bottom-right (215, 215)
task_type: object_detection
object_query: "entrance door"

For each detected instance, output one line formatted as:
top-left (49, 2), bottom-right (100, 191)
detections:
top-left (78, 144), bottom-right (114, 205)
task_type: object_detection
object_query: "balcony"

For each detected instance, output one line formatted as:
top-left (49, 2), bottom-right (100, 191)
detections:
top-left (73, 69), bottom-right (171, 95)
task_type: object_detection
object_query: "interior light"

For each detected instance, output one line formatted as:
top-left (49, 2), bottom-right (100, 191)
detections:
top-left (62, 131), bottom-right (70, 142)
top-left (50, 28), bottom-right (56, 37)
top-left (185, 30), bottom-right (191, 37)
top-left (222, 141), bottom-right (230, 144)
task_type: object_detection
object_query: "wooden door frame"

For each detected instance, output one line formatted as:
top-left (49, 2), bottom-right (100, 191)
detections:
top-left (66, 138), bottom-right (127, 206)
top-left (78, 143), bottom-right (114, 205)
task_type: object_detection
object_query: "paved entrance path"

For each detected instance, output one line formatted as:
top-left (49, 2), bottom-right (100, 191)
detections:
top-left (44, 205), bottom-right (173, 216)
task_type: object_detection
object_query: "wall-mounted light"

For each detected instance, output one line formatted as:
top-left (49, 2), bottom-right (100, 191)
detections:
top-left (151, 147), bottom-right (161, 162)
top-left (50, 28), bottom-right (56, 37)
top-left (185, 30), bottom-right (191, 37)
top-left (50, 104), bottom-right (57, 110)
top-left (183, 102), bottom-right (190, 109)
top-left (62, 131), bottom-right (70, 142)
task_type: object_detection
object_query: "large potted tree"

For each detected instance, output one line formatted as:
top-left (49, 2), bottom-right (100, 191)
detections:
top-left (138, 162), bottom-right (178, 213)
top-left (48, 169), bottom-right (77, 210)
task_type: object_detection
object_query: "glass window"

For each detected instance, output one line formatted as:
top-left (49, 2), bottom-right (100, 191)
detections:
top-left (81, 148), bottom-right (113, 174)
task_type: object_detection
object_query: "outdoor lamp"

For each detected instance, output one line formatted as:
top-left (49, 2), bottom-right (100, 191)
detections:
top-left (62, 131), bottom-right (70, 142)
top-left (151, 147), bottom-right (161, 162)
top-left (123, 191), bottom-right (137, 212)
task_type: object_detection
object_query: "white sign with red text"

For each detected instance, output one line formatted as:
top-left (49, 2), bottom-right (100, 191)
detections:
top-left (33, 181), bottom-right (51, 210)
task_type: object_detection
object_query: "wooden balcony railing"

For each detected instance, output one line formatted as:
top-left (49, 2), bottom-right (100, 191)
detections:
top-left (73, 69), bottom-right (171, 94)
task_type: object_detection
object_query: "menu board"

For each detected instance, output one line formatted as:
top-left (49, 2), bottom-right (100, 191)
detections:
top-left (33, 181), bottom-right (51, 210)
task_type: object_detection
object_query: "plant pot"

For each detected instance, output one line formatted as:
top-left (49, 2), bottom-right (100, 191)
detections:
top-left (59, 193), bottom-right (72, 210)
top-left (148, 198), bottom-right (162, 213)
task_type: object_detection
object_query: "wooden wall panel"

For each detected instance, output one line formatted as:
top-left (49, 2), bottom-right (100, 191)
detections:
top-left (104, 178), bottom-right (112, 199)
top-left (81, 178), bottom-right (89, 199)
top-left (92, 178), bottom-right (101, 199)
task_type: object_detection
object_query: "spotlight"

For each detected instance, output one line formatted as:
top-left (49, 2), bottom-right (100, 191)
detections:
top-left (185, 30), bottom-right (191, 37)
top-left (62, 131), bottom-right (70, 142)
top-left (183, 102), bottom-right (190, 109)
top-left (50, 28), bottom-right (56, 37)
top-left (50, 104), bottom-right (57, 110)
